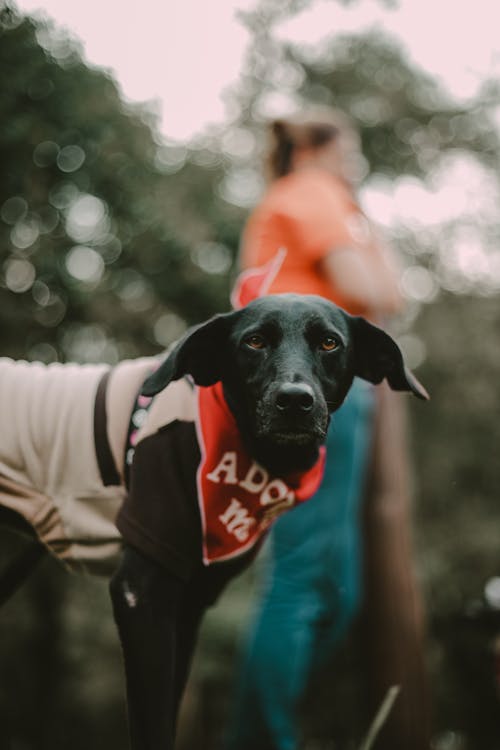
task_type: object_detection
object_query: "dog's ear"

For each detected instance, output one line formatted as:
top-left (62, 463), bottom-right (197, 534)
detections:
top-left (141, 311), bottom-right (238, 396)
top-left (351, 317), bottom-right (429, 400)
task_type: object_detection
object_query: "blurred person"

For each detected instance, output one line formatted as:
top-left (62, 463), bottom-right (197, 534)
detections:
top-left (223, 108), bottom-right (430, 750)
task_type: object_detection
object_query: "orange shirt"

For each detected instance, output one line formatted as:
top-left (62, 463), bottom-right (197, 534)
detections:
top-left (240, 168), bottom-right (370, 312)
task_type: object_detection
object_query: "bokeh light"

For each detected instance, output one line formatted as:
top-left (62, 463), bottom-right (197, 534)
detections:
top-left (65, 194), bottom-right (109, 243)
top-left (4, 257), bottom-right (36, 293)
top-left (65, 245), bottom-right (105, 285)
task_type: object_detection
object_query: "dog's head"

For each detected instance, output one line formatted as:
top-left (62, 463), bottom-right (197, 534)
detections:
top-left (143, 294), bottom-right (428, 473)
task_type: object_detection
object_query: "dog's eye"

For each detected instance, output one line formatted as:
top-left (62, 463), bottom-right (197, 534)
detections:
top-left (245, 334), bottom-right (266, 350)
top-left (320, 337), bottom-right (338, 352)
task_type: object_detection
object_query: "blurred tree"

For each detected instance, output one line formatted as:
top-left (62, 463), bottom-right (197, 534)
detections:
top-left (0, 4), bottom-right (244, 365)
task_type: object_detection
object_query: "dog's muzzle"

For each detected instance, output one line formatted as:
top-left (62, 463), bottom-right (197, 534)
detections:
top-left (256, 382), bottom-right (328, 446)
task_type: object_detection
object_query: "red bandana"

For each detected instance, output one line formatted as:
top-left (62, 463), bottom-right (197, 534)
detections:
top-left (195, 381), bottom-right (326, 564)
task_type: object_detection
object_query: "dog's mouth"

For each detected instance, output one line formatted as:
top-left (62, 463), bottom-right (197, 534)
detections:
top-left (255, 417), bottom-right (328, 449)
top-left (250, 423), bottom-right (327, 475)
top-left (264, 428), bottom-right (325, 446)
top-left (253, 400), bottom-right (329, 448)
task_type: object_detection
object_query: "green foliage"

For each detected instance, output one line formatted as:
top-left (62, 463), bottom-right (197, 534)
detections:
top-left (409, 293), bottom-right (500, 748)
top-left (291, 31), bottom-right (499, 176)
top-left (0, 5), bottom-right (243, 363)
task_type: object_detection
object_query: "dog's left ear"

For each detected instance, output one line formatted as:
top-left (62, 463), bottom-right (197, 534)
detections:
top-left (141, 311), bottom-right (238, 396)
top-left (351, 317), bottom-right (429, 400)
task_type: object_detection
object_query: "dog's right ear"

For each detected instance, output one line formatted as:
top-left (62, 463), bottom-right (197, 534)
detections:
top-left (141, 311), bottom-right (239, 396)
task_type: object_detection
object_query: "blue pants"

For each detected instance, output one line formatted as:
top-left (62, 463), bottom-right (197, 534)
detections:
top-left (224, 379), bottom-right (375, 750)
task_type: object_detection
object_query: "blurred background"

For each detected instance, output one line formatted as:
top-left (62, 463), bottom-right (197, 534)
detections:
top-left (1, 0), bottom-right (500, 747)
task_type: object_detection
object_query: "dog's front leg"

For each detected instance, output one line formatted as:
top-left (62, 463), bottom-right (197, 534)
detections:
top-left (110, 545), bottom-right (185, 750)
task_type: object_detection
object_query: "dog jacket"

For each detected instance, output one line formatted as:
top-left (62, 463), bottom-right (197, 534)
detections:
top-left (0, 356), bottom-right (325, 579)
top-left (0, 356), bottom-right (152, 575)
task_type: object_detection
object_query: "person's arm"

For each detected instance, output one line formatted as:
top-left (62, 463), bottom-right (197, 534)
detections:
top-left (321, 240), bottom-right (403, 318)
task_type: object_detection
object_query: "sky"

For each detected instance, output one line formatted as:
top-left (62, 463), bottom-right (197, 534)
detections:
top-left (12, 0), bottom-right (500, 141)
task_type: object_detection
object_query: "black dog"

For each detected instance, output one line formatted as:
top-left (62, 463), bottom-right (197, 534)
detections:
top-left (0, 293), bottom-right (427, 749)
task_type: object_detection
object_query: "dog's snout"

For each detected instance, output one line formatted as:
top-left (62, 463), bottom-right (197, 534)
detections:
top-left (275, 383), bottom-right (315, 414)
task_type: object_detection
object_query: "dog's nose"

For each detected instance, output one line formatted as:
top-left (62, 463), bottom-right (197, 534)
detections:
top-left (275, 383), bottom-right (315, 413)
